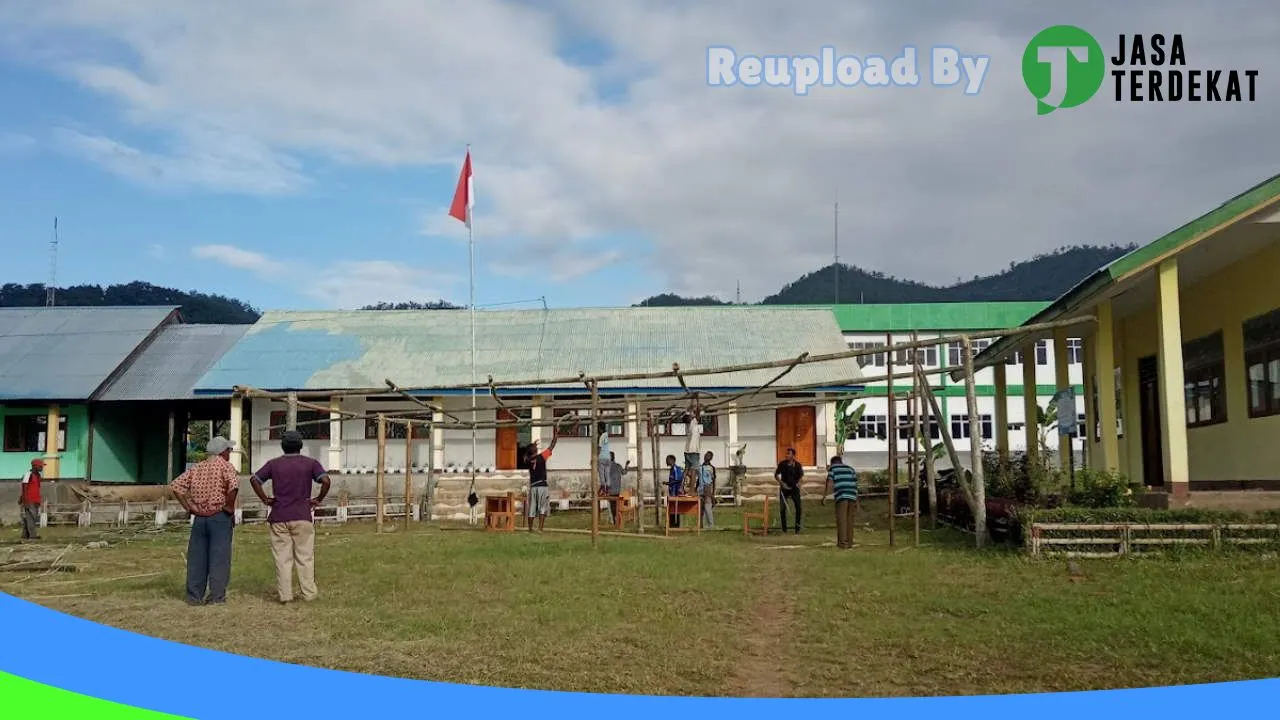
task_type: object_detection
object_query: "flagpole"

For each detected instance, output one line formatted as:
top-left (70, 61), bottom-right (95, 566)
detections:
top-left (467, 144), bottom-right (477, 519)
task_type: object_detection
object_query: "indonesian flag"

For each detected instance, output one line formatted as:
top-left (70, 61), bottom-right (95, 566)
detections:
top-left (448, 149), bottom-right (473, 227)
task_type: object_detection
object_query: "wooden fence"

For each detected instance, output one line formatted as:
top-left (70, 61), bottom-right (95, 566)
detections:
top-left (1029, 522), bottom-right (1280, 557)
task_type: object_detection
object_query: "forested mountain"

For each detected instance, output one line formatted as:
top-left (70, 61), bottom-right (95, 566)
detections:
top-left (0, 282), bottom-right (261, 324)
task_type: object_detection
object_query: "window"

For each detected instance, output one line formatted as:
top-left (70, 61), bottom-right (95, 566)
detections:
top-left (1034, 340), bottom-right (1049, 366)
top-left (855, 414), bottom-right (887, 440)
top-left (947, 339), bottom-right (991, 367)
top-left (2, 414), bottom-right (67, 453)
top-left (950, 414), bottom-right (993, 440)
top-left (651, 411), bottom-right (717, 437)
top-left (364, 417), bottom-right (421, 440)
top-left (1244, 308), bottom-right (1280, 418)
top-left (1005, 349), bottom-right (1024, 366)
top-left (1063, 338), bottom-right (1082, 364)
top-left (897, 414), bottom-right (941, 440)
top-left (1182, 331), bottom-right (1226, 427)
top-left (895, 346), bottom-right (938, 368)
top-left (268, 410), bottom-right (330, 440)
top-left (555, 408), bottom-right (629, 438)
top-left (848, 341), bottom-right (886, 368)
top-left (1072, 413), bottom-right (1088, 439)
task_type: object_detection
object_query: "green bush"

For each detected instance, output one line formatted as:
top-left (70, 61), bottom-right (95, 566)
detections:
top-left (1066, 468), bottom-right (1134, 508)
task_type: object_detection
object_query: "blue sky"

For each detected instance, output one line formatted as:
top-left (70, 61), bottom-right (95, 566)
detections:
top-left (0, 2), bottom-right (1275, 313)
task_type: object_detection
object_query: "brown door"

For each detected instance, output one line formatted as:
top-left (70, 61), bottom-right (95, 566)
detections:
top-left (775, 406), bottom-right (817, 466)
top-left (496, 408), bottom-right (519, 471)
top-left (1137, 356), bottom-right (1165, 488)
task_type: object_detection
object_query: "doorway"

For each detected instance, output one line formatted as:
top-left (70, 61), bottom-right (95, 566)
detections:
top-left (1137, 355), bottom-right (1165, 488)
top-left (775, 406), bottom-right (817, 466)
top-left (495, 408), bottom-right (533, 471)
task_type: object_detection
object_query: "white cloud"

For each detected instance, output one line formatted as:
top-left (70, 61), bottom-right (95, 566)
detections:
top-left (192, 245), bottom-right (455, 309)
top-left (148, 243), bottom-right (164, 260)
top-left (6, 1), bottom-right (1279, 300)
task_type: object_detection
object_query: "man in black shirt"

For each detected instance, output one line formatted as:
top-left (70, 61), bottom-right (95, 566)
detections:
top-left (524, 432), bottom-right (559, 533)
top-left (774, 447), bottom-right (804, 534)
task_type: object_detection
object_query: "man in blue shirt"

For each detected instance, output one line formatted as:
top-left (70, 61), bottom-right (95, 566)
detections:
top-left (665, 454), bottom-right (684, 528)
top-left (696, 451), bottom-right (717, 528)
top-left (822, 455), bottom-right (859, 549)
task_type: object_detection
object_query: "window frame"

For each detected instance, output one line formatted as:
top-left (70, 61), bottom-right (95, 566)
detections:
top-left (1243, 308), bottom-right (1280, 419)
top-left (1182, 330), bottom-right (1227, 429)
top-left (269, 410), bottom-right (331, 441)
top-left (2, 414), bottom-right (68, 453)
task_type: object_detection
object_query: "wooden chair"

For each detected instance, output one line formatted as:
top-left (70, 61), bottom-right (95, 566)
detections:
top-left (614, 489), bottom-right (637, 529)
top-left (484, 492), bottom-right (517, 532)
top-left (742, 496), bottom-right (771, 536)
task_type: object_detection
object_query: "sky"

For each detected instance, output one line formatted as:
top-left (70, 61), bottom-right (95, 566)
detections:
top-left (0, 1), bottom-right (1275, 312)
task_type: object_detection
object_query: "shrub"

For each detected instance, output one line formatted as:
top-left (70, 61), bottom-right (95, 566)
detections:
top-left (1066, 468), bottom-right (1134, 508)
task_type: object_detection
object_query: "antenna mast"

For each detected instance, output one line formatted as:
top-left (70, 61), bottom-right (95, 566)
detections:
top-left (46, 217), bottom-right (59, 307)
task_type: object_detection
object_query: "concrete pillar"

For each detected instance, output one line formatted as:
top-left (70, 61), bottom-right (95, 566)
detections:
top-left (43, 404), bottom-right (61, 478)
top-left (1094, 301), bottom-right (1120, 472)
top-left (1053, 328), bottom-right (1072, 470)
top-left (1156, 259), bottom-right (1190, 496)
top-left (432, 396), bottom-right (445, 470)
top-left (993, 363), bottom-right (1009, 463)
top-left (1082, 334), bottom-right (1096, 470)
top-left (1021, 343), bottom-right (1039, 463)
top-left (728, 403), bottom-right (740, 463)
top-left (625, 397), bottom-right (639, 466)
top-left (228, 396), bottom-right (244, 472)
top-left (328, 397), bottom-right (343, 471)
top-left (530, 397), bottom-right (544, 447)
top-left (822, 395), bottom-right (838, 465)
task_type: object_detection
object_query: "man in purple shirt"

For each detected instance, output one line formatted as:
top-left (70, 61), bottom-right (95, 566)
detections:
top-left (250, 430), bottom-right (331, 604)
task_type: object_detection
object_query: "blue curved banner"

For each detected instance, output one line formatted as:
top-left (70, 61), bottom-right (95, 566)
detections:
top-left (0, 591), bottom-right (1274, 718)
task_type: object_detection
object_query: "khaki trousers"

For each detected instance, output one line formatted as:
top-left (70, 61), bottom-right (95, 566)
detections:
top-left (835, 499), bottom-right (857, 549)
top-left (269, 520), bottom-right (317, 602)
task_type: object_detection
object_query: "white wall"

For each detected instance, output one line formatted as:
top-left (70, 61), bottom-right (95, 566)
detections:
top-left (841, 331), bottom-right (1085, 388)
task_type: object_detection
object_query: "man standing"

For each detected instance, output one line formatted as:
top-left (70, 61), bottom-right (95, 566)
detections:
top-left (525, 432), bottom-right (559, 533)
top-left (822, 455), bottom-right (859, 549)
top-left (249, 430), bottom-right (331, 604)
top-left (18, 459), bottom-right (45, 541)
top-left (171, 437), bottom-right (240, 606)
top-left (697, 451), bottom-right (717, 529)
top-left (774, 447), bottom-right (804, 534)
top-left (664, 454), bottom-right (684, 528)
top-left (601, 451), bottom-right (625, 526)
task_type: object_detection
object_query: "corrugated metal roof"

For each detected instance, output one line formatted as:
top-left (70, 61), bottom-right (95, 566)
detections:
top-left (195, 307), bottom-right (864, 392)
top-left (0, 306), bottom-right (178, 401)
top-left (98, 324), bottom-right (251, 401)
top-left (828, 302), bottom-right (1051, 332)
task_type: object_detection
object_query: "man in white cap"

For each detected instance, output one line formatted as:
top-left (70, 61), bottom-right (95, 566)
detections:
top-left (171, 436), bottom-right (241, 605)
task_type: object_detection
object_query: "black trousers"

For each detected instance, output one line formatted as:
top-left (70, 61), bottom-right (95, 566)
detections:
top-left (778, 486), bottom-right (802, 532)
top-left (187, 512), bottom-right (234, 604)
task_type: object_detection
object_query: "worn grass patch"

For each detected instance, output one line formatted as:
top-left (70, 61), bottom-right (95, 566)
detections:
top-left (5, 499), bottom-right (1280, 697)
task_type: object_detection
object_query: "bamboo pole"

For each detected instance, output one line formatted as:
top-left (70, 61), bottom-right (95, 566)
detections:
top-left (916, 366), bottom-right (976, 514)
top-left (636, 403), bottom-right (645, 534)
top-left (232, 314), bottom-right (1099, 399)
top-left (962, 337), bottom-right (988, 549)
top-left (918, 361), bottom-right (938, 530)
top-left (910, 333), bottom-right (921, 546)
top-left (404, 423), bottom-right (413, 530)
top-left (650, 415), bottom-right (662, 528)
top-left (166, 409), bottom-right (175, 484)
top-left (375, 414), bottom-right (386, 533)
top-left (885, 333), bottom-right (896, 546)
top-left (286, 392), bottom-right (298, 431)
top-left (423, 420), bottom-right (435, 523)
top-left (590, 380), bottom-right (600, 548)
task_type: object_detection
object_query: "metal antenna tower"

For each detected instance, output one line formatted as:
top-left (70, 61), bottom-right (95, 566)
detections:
top-left (46, 217), bottom-right (59, 307)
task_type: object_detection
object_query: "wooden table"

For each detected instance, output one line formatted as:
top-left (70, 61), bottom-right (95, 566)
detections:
top-left (664, 495), bottom-right (702, 536)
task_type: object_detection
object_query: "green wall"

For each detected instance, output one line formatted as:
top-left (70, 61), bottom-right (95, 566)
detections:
top-left (90, 403), bottom-right (182, 485)
top-left (0, 405), bottom-right (89, 480)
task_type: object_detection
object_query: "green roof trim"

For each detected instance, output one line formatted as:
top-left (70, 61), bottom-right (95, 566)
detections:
top-left (957, 171), bottom-right (1280, 380)
top-left (824, 302), bottom-right (1051, 332)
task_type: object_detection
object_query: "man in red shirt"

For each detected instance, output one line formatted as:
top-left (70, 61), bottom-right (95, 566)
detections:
top-left (18, 459), bottom-right (46, 541)
top-left (171, 437), bottom-right (240, 605)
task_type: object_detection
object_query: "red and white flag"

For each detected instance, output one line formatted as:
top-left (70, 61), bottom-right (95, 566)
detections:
top-left (448, 148), bottom-right (473, 228)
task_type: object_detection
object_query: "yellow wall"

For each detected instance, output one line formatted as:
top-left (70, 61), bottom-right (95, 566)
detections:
top-left (1109, 239), bottom-right (1280, 484)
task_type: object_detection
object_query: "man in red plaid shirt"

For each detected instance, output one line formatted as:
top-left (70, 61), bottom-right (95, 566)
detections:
top-left (171, 437), bottom-right (240, 605)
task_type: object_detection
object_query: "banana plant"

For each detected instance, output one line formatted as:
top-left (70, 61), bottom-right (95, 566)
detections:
top-left (834, 399), bottom-right (867, 447)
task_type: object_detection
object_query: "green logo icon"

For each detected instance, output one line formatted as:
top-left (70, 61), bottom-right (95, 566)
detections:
top-left (1022, 25), bottom-right (1105, 115)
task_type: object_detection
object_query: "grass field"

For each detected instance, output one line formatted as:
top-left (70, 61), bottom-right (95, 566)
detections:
top-left (5, 499), bottom-right (1280, 698)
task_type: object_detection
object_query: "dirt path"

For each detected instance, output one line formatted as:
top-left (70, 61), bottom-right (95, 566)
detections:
top-left (728, 551), bottom-right (798, 698)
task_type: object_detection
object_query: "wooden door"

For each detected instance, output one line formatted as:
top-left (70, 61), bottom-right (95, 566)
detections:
top-left (496, 408), bottom-right (519, 471)
top-left (775, 406), bottom-right (817, 466)
top-left (1137, 356), bottom-right (1164, 488)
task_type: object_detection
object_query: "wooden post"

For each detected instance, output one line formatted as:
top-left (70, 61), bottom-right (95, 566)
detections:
top-left (166, 409), bottom-right (176, 483)
top-left (589, 381), bottom-right (600, 548)
top-left (910, 333), bottom-right (921, 546)
top-left (636, 404), bottom-right (645, 534)
top-left (404, 421), bottom-right (413, 530)
top-left (376, 413), bottom-right (386, 533)
top-left (423, 420), bottom-right (435, 523)
top-left (286, 392), bottom-right (299, 431)
top-left (917, 367), bottom-right (975, 524)
top-left (650, 416), bottom-right (662, 528)
top-left (962, 337), bottom-right (988, 549)
top-left (885, 333), bottom-right (896, 546)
